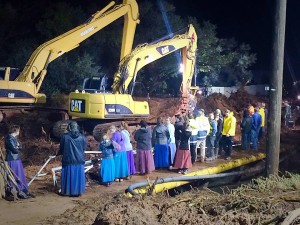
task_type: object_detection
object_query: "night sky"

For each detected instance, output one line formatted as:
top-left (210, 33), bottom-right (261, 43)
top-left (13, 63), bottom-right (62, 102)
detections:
top-left (172, 0), bottom-right (300, 93)
top-left (172, 0), bottom-right (272, 69)
top-left (4, 0), bottom-right (300, 93)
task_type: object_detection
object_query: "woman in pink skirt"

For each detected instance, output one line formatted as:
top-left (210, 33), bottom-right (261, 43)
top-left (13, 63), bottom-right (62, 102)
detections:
top-left (134, 120), bottom-right (155, 175)
top-left (173, 122), bottom-right (192, 175)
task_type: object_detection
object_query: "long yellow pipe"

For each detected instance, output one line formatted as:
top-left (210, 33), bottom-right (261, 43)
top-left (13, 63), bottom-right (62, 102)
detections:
top-left (126, 153), bottom-right (266, 196)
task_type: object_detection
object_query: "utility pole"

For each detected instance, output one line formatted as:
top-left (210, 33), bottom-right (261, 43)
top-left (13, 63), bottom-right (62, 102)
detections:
top-left (266, 0), bottom-right (287, 176)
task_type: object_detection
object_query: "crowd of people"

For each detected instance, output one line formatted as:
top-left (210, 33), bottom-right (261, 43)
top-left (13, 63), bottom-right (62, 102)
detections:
top-left (93, 102), bottom-right (269, 190)
top-left (2, 100), bottom-right (280, 199)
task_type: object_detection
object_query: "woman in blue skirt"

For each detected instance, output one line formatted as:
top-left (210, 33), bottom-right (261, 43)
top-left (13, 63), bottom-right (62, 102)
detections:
top-left (120, 122), bottom-right (136, 177)
top-left (57, 121), bottom-right (87, 197)
top-left (152, 117), bottom-right (170, 169)
top-left (109, 125), bottom-right (129, 182)
top-left (99, 135), bottom-right (115, 186)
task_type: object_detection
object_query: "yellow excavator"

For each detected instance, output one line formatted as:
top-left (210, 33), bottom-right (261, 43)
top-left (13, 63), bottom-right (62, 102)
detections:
top-left (0, 0), bottom-right (139, 120)
top-left (67, 24), bottom-right (199, 141)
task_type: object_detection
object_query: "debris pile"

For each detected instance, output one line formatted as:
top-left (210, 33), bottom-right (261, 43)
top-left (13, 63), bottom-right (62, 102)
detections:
top-left (40, 173), bottom-right (300, 225)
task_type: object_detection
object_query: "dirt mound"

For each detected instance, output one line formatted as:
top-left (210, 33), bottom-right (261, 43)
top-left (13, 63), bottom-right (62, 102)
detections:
top-left (148, 97), bottom-right (181, 122)
top-left (40, 174), bottom-right (300, 225)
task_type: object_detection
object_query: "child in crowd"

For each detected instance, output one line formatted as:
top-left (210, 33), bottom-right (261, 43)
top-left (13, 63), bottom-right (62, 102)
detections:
top-left (99, 135), bottom-right (115, 187)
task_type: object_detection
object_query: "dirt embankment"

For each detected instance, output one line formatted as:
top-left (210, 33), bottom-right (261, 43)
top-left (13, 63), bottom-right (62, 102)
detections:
top-left (39, 174), bottom-right (300, 225)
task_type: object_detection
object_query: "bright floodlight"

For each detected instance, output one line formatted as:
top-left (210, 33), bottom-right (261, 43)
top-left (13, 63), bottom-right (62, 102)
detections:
top-left (297, 95), bottom-right (300, 100)
top-left (179, 63), bottom-right (184, 73)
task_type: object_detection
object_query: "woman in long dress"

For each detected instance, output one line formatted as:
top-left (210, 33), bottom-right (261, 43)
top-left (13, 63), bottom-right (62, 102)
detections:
top-left (173, 122), bottom-right (192, 175)
top-left (99, 135), bottom-right (115, 187)
top-left (109, 125), bottom-right (129, 182)
top-left (58, 121), bottom-right (87, 196)
top-left (165, 116), bottom-right (176, 167)
top-left (120, 122), bottom-right (136, 177)
top-left (152, 117), bottom-right (170, 169)
top-left (134, 120), bottom-right (155, 175)
top-left (5, 125), bottom-right (30, 197)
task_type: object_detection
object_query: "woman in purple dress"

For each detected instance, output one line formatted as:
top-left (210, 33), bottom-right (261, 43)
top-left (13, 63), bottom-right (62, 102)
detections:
top-left (109, 125), bottom-right (129, 182)
top-left (5, 125), bottom-right (30, 196)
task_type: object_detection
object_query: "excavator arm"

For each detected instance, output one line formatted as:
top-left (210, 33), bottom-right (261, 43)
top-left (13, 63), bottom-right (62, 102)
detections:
top-left (112, 24), bottom-right (198, 114)
top-left (0, 0), bottom-right (139, 103)
top-left (68, 24), bottom-right (198, 124)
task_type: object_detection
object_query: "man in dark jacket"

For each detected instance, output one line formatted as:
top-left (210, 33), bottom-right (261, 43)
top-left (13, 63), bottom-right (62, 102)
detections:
top-left (214, 113), bottom-right (223, 159)
top-left (57, 121), bottom-right (87, 196)
top-left (250, 107), bottom-right (262, 150)
top-left (152, 117), bottom-right (170, 168)
top-left (241, 110), bottom-right (252, 150)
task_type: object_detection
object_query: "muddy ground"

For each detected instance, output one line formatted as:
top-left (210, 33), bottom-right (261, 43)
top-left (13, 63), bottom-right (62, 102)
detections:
top-left (1, 90), bottom-right (300, 225)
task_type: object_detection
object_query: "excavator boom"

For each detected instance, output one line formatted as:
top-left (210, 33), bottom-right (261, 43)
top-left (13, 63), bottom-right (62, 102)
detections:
top-left (67, 24), bottom-right (198, 141)
top-left (69, 24), bottom-right (198, 121)
top-left (112, 24), bottom-right (198, 114)
top-left (0, 0), bottom-right (139, 104)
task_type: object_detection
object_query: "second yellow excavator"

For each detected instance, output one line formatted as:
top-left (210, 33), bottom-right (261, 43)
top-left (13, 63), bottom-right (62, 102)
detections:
top-left (67, 24), bottom-right (199, 140)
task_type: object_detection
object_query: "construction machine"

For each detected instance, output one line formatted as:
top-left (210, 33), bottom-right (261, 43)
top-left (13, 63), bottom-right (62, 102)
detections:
top-left (67, 24), bottom-right (199, 141)
top-left (0, 0), bottom-right (139, 121)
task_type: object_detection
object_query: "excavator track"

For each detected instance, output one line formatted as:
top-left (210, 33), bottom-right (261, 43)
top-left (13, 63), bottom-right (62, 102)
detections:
top-left (52, 118), bottom-right (152, 142)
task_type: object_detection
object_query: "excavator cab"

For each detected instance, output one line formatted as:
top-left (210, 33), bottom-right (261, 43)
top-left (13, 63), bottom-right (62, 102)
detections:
top-left (0, 67), bottom-right (21, 81)
top-left (80, 75), bottom-right (113, 94)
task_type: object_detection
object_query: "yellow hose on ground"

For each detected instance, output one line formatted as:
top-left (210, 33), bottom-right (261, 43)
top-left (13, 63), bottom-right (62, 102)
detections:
top-left (126, 153), bottom-right (266, 197)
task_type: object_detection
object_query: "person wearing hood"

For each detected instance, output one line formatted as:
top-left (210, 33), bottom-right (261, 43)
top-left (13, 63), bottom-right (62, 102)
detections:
top-left (152, 117), bottom-right (170, 169)
top-left (57, 121), bottom-right (87, 197)
top-left (220, 109), bottom-right (236, 160)
top-left (134, 120), bottom-right (155, 175)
